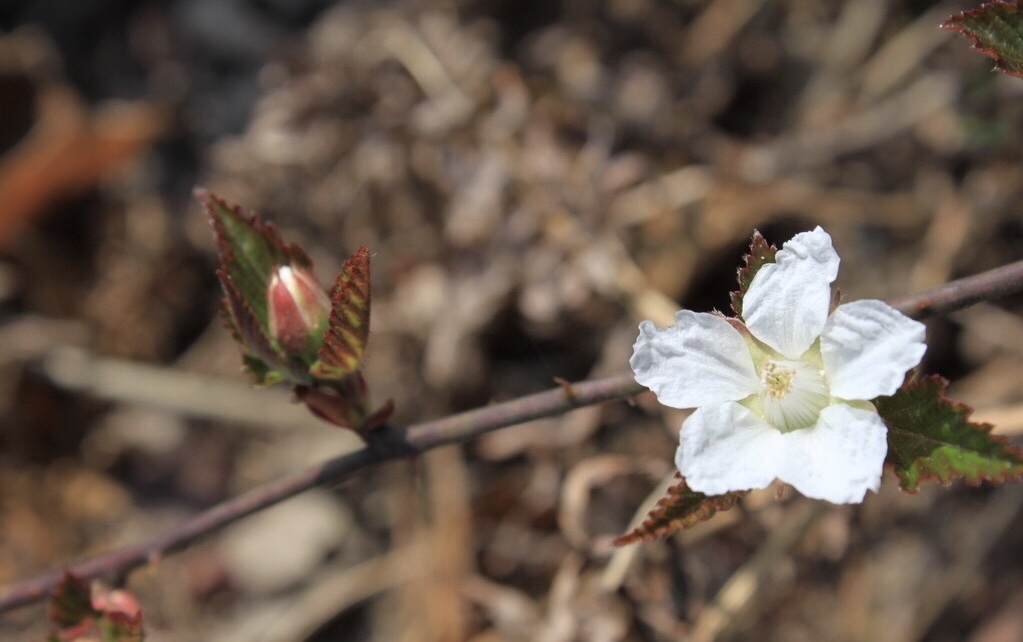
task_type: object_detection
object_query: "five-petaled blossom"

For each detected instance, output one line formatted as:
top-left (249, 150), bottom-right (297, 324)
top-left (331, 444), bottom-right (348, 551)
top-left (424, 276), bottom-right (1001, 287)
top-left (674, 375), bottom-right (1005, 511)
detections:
top-left (630, 227), bottom-right (926, 503)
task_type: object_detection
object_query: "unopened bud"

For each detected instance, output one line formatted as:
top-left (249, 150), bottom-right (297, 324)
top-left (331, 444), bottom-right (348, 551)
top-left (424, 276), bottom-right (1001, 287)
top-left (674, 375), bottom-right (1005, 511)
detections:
top-left (268, 265), bottom-right (331, 355)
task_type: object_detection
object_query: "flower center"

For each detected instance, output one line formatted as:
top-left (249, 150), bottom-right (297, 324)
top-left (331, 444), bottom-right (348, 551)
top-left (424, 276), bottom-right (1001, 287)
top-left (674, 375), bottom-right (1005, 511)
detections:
top-left (756, 359), bottom-right (830, 432)
top-left (762, 361), bottom-right (796, 398)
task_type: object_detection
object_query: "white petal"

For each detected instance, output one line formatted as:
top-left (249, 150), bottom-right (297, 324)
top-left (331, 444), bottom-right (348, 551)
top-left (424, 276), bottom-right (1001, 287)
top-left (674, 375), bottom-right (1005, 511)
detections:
top-left (821, 299), bottom-right (926, 400)
top-left (742, 227), bottom-right (840, 358)
top-left (676, 402), bottom-right (784, 495)
top-left (775, 403), bottom-right (888, 504)
top-left (631, 311), bottom-right (759, 409)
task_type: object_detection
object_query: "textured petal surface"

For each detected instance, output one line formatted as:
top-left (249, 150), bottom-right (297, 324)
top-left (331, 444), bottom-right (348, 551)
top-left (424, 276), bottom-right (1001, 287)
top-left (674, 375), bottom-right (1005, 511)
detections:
top-left (821, 299), bottom-right (926, 400)
top-left (776, 404), bottom-right (888, 503)
top-left (742, 227), bottom-right (839, 358)
top-left (631, 311), bottom-right (759, 409)
top-left (676, 402), bottom-right (784, 495)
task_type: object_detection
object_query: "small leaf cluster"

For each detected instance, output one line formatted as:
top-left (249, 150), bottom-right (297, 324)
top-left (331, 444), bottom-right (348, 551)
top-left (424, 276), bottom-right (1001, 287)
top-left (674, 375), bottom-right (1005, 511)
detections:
top-left (616, 232), bottom-right (1023, 546)
top-left (43, 574), bottom-right (142, 642)
top-left (199, 189), bottom-right (392, 434)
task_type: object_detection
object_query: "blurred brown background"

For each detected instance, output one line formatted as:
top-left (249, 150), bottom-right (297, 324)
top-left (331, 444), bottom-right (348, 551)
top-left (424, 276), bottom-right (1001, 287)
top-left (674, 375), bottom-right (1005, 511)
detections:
top-left (2, 0), bottom-right (1023, 640)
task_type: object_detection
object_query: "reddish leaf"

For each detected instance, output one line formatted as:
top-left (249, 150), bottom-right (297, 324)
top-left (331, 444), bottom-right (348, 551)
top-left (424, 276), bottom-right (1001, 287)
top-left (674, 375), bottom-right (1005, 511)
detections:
top-left (877, 375), bottom-right (1023, 492)
top-left (363, 398), bottom-right (396, 431)
top-left (219, 274), bottom-right (279, 359)
top-left (730, 230), bottom-right (778, 316)
top-left (944, 2), bottom-right (1023, 78)
top-left (47, 573), bottom-right (95, 632)
top-left (312, 247), bottom-right (372, 379)
top-left (295, 384), bottom-right (360, 430)
top-left (613, 474), bottom-right (745, 546)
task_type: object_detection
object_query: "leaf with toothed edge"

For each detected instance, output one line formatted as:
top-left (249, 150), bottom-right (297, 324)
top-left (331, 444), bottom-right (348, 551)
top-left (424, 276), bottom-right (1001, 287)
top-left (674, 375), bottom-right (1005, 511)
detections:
top-left (218, 277), bottom-right (288, 384)
top-left (312, 247), bottom-right (372, 379)
top-left (218, 275), bottom-right (276, 359)
top-left (944, 2), bottom-right (1023, 78)
top-left (730, 230), bottom-right (778, 316)
top-left (876, 375), bottom-right (1023, 493)
top-left (198, 189), bottom-right (311, 330)
top-left (612, 474), bottom-right (746, 546)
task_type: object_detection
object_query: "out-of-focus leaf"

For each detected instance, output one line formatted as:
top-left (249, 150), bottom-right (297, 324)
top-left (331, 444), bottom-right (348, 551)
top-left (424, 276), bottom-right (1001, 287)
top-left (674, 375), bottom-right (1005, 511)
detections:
top-left (612, 474), bottom-right (745, 545)
top-left (46, 578), bottom-right (146, 641)
top-left (730, 230), bottom-right (777, 316)
top-left (312, 247), bottom-right (371, 379)
top-left (944, 1), bottom-right (1023, 78)
top-left (877, 375), bottom-right (1023, 492)
top-left (98, 612), bottom-right (144, 642)
top-left (0, 77), bottom-right (167, 247)
top-left (47, 573), bottom-right (94, 632)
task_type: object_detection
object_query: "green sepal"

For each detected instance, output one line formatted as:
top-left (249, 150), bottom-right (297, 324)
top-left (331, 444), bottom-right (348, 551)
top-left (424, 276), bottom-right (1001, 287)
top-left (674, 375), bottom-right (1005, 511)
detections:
top-left (876, 375), bottom-right (1023, 493)
top-left (612, 474), bottom-right (746, 546)
top-left (944, 2), bottom-right (1023, 78)
top-left (731, 230), bottom-right (778, 317)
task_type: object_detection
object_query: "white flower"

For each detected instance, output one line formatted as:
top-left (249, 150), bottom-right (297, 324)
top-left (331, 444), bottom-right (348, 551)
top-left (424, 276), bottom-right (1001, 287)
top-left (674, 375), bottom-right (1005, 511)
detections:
top-left (630, 227), bottom-right (926, 504)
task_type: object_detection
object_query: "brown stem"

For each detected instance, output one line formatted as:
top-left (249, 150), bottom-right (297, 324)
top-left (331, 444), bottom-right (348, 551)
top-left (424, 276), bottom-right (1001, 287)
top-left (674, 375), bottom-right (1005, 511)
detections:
top-left (0, 375), bottom-right (641, 612)
top-left (888, 259), bottom-right (1023, 320)
top-left (3, 258), bottom-right (1023, 612)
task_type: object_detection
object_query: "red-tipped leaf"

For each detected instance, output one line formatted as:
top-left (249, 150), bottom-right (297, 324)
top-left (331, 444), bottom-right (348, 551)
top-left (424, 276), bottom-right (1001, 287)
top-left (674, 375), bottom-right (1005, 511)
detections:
top-left (731, 230), bottom-right (778, 316)
top-left (312, 247), bottom-right (372, 379)
top-left (944, 2), bottom-right (1023, 78)
top-left (613, 475), bottom-right (746, 545)
top-left (48, 573), bottom-right (95, 632)
top-left (198, 188), bottom-right (311, 329)
top-left (877, 375), bottom-right (1023, 492)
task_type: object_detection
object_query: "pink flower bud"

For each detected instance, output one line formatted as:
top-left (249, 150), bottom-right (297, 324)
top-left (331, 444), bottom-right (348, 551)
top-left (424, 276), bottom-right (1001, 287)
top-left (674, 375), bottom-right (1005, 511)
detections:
top-left (267, 265), bottom-right (331, 355)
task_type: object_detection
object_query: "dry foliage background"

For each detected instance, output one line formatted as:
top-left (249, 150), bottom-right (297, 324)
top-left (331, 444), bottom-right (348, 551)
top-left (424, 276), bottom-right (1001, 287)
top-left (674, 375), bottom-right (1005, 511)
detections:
top-left (2, 0), bottom-right (1023, 640)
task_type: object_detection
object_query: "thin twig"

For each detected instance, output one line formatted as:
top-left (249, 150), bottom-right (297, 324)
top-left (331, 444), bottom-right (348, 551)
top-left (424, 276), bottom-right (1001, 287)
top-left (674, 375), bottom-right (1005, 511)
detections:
top-left (889, 259), bottom-right (1023, 320)
top-left (3, 258), bottom-right (1023, 612)
top-left (0, 375), bottom-right (641, 612)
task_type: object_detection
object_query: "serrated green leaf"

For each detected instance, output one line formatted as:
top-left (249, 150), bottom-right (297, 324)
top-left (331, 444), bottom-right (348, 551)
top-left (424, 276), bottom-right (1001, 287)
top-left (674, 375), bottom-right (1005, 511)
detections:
top-left (731, 230), bottom-right (778, 316)
top-left (876, 375), bottom-right (1023, 493)
top-left (198, 188), bottom-right (311, 331)
top-left (612, 474), bottom-right (745, 546)
top-left (944, 1), bottom-right (1023, 78)
top-left (48, 573), bottom-right (96, 631)
top-left (311, 247), bottom-right (371, 379)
